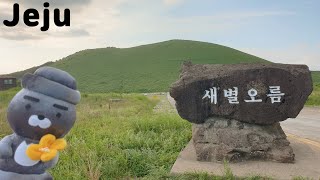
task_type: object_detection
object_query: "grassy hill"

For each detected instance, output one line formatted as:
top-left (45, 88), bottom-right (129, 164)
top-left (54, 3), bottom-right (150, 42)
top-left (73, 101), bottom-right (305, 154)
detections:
top-left (10, 40), bottom-right (269, 93)
top-left (312, 71), bottom-right (320, 84)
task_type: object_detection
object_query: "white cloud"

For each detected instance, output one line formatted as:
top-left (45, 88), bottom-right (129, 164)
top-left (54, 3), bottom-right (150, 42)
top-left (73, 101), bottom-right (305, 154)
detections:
top-left (0, 0), bottom-right (126, 74)
top-left (163, 0), bottom-right (184, 6)
top-left (0, 0), bottom-right (317, 75)
top-left (0, 0), bottom-right (124, 40)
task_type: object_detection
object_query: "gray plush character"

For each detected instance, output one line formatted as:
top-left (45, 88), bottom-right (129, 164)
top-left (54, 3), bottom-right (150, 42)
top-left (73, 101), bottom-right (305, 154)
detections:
top-left (0, 67), bottom-right (81, 180)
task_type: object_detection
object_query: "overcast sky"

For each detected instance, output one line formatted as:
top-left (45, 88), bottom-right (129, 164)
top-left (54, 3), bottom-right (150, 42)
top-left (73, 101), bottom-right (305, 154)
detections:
top-left (0, 0), bottom-right (319, 74)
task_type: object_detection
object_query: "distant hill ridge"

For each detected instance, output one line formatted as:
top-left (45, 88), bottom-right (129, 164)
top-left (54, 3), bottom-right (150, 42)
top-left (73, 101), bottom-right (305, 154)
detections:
top-left (9, 39), bottom-right (270, 93)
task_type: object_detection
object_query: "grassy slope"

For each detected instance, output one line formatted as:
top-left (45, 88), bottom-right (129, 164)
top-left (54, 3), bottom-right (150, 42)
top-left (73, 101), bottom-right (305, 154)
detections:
top-left (10, 40), bottom-right (269, 93)
top-left (306, 71), bottom-right (320, 106)
top-left (312, 71), bottom-right (320, 84)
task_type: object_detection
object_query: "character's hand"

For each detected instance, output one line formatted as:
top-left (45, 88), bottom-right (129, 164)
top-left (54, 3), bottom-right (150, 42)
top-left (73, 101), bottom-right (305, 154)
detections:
top-left (0, 143), bottom-right (13, 158)
top-left (41, 152), bottom-right (60, 170)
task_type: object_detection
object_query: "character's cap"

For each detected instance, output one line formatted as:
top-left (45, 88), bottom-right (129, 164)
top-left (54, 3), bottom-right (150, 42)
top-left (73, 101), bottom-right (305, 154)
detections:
top-left (21, 67), bottom-right (81, 105)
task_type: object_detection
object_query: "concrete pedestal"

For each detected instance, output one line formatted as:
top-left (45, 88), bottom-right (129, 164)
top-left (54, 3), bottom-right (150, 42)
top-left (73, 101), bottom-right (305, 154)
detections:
top-left (171, 136), bottom-right (320, 179)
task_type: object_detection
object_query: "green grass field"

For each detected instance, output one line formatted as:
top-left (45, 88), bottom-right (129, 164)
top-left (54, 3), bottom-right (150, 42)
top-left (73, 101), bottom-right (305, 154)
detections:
top-left (312, 71), bottom-right (320, 84)
top-left (0, 89), bottom-right (189, 179)
top-left (9, 40), bottom-right (269, 93)
top-left (305, 71), bottom-right (320, 106)
top-left (0, 89), bottom-right (277, 179)
top-left (305, 84), bottom-right (320, 106)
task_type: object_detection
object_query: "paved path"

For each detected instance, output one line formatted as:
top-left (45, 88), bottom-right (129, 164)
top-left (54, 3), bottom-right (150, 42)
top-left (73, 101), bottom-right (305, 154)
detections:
top-left (281, 107), bottom-right (320, 142)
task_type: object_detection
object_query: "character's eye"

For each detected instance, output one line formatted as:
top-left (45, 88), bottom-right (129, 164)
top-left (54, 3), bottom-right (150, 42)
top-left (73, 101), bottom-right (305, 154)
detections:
top-left (25, 104), bottom-right (31, 110)
top-left (56, 113), bottom-right (62, 118)
top-left (53, 104), bottom-right (68, 111)
top-left (24, 95), bottom-right (40, 103)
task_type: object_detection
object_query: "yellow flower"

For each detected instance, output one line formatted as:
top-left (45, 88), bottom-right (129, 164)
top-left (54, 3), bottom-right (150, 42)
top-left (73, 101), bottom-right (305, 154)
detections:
top-left (26, 134), bottom-right (67, 162)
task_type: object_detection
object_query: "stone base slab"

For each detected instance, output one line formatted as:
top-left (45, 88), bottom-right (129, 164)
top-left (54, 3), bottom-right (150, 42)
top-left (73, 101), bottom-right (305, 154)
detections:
top-left (170, 137), bottom-right (320, 179)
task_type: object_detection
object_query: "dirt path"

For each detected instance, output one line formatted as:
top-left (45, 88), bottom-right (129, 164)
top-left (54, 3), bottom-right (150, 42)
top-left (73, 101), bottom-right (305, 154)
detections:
top-left (167, 92), bottom-right (176, 110)
top-left (147, 93), bottom-right (176, 113)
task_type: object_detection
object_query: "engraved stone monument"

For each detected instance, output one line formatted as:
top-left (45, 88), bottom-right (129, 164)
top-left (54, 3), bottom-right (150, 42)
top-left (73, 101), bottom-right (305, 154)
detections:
top-left (170, 62), bottom-right (313, 163)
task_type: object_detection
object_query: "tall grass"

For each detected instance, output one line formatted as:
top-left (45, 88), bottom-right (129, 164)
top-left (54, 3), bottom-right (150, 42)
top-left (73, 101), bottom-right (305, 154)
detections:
top-left (305, 83), bottom-right (320, 106)
top-left (311, 71), bottom-right (320, 84)
top-left (0, 89), bottom-right (192, 179)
